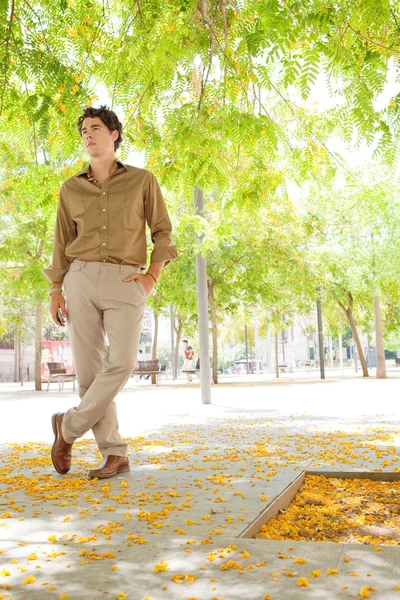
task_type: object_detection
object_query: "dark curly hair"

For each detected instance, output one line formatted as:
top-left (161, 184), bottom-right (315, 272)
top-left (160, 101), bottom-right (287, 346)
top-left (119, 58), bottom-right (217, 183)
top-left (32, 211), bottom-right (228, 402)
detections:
top-left (77, 105), bottom-right (123, 151)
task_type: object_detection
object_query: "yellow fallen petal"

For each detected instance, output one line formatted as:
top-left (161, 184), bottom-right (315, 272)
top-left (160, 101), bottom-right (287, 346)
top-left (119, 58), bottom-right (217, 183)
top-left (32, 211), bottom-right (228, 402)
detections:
top-left (117, 592), bottom-right (127, 600)
top-left (48, 535), bottom-right (57, 543)
top-left (59, 595), bottom-right (70, 600)
top-left (297, 577), bottom-right (311, 587)
top-left (22, 576), bottom-right (36, 585)
top-left (326, 569), bottom-right (339, 575)
top-left (293, 558), bottom-right (307, 564)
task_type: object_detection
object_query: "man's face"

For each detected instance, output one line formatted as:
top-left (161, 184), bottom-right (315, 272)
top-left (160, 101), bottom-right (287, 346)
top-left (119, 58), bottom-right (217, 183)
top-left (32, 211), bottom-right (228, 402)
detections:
top-left (80, 117), bottom-right (118, 157)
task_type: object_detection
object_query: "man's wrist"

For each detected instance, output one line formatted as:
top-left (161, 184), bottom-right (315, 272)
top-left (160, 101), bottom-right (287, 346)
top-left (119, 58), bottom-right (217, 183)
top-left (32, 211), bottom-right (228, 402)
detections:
top-left (145, 272), bottom-right (157, 284)
top-left (49, 288), bottom-right (63, 296)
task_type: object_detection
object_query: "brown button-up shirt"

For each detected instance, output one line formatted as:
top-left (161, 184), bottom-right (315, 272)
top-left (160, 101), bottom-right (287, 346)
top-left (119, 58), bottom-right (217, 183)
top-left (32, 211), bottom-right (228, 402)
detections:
top-left (43, 161), bottom-right (178, 283)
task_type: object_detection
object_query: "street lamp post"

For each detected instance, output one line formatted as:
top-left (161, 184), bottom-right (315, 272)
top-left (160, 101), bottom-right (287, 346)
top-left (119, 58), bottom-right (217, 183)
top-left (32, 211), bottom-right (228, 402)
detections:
top-left (194, 186), bottom-right (212, 404)
top-left (316, 297), bottom-right (325, 380)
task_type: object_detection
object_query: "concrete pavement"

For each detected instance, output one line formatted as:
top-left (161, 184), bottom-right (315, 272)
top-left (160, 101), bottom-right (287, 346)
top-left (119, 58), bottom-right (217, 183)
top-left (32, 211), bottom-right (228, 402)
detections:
top-left (1, 378), bottom-right (400, 599)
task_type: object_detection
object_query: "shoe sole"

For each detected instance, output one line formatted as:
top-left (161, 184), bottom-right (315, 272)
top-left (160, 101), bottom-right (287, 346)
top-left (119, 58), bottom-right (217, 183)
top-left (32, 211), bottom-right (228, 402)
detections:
top-left (51, 413), bottom-right (69, 475)
top-left (88, 465), bottom-right (130, 479)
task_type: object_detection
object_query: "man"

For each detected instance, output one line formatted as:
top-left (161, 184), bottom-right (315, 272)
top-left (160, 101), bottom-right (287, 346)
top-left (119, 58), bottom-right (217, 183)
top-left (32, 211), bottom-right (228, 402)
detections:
top-left (44, 105), bottom-right (177, 479)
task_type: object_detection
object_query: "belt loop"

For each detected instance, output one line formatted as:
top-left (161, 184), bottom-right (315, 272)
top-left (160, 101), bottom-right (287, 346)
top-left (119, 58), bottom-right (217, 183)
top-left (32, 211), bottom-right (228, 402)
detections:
top-left (119, 264), bottom-right (123, 274)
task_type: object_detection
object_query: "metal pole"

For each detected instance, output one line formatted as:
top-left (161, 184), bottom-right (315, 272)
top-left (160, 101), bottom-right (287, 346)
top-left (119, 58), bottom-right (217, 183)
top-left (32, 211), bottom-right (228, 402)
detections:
top-left (245, 324), bottom-right (249, 375)
top-left (169, 305), bottom-right (176, 380)
top-left (267, 322), bottom-right (273, 374)
top-left (194, 187), bottom-right (211, 404)
top-left (254, 310), bottom-right (260, 374)
top-left (316, 298), bottom-right (325, 380)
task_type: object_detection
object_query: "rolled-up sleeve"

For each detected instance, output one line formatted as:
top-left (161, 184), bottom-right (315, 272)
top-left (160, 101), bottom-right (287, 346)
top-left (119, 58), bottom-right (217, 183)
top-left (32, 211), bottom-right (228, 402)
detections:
top-left (144, 173), bottom-right (178, 265)
top-left (42, 186), bottom-right (76, 283)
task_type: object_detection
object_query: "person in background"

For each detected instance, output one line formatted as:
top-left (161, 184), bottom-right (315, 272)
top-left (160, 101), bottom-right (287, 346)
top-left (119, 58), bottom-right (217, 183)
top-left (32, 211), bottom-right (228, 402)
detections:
top-left (137, 349), bottom-right (143, 380)
top-left (182, 339), bottom-right (194, 383)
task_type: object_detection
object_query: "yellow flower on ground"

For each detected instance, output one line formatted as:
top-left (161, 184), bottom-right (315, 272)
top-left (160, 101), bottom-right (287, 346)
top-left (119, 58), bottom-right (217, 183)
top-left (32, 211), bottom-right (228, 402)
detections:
top-left (154, 561), bottom-right (169, 572)
top-left (359, 586), bottom-right (375, 598)
top-left (27, 553), bottom-right (38, 560)
top-left (297, 577), bottom-right (311, 587)
top-left (343, 556), bottom-right (350, 562)
top-left (293, 557), bottom-right (307, 564)
top-left (22, 576), bottom-right (36, 585)
top-left (48, 535), bottom-right (57, 543)
top-left (117, 592), bottom-right (127, 600)
top-left (308, 570), bottom-right (321, 578)
top-left (59, 595), bottom-right (70, 600)
top-left (0, 570), bottom-right (10, 577)
top-left (326, 568), bottom-right (339, 575)
top-left (110, 566), bottom-right (118, 571)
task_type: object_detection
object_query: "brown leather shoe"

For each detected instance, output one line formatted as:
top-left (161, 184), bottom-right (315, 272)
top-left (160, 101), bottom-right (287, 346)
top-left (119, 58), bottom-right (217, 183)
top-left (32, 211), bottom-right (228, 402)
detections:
top-left (88, 455), bottom-right (130, 479)
top-left (51, 413), bottom-right (72, 475)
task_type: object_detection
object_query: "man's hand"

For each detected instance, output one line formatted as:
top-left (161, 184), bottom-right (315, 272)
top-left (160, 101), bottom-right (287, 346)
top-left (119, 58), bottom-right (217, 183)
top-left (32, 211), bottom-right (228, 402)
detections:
top-left (123, 272), bottom-right (155, 296)
top-left (50, 292), bottom-right (68, 326)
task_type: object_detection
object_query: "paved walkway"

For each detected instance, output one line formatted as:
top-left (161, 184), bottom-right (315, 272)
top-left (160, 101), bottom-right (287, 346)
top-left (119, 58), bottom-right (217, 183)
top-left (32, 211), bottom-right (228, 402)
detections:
top-left (1, 378), bottom-right (400, 599)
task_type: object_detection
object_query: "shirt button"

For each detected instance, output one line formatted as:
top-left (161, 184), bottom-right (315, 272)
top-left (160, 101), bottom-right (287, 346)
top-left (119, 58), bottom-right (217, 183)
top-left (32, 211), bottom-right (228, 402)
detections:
top-left (93, 180), bottom-right (97, 183)
top-left (103, 260), bottom-right (106, 262)
top-left (102, 192), bottom-right (106, 195)
top-left (102, 243), bottom-right (106, 246)
top-left (103, 209), bottom-right (106, 212)
top-left (103, 226), bottom-right (106, 229)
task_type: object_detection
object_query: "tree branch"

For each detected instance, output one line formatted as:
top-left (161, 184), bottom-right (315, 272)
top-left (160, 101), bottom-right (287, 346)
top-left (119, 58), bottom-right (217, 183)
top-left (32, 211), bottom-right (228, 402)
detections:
top-left (0, 0), bottom-right (16, 115)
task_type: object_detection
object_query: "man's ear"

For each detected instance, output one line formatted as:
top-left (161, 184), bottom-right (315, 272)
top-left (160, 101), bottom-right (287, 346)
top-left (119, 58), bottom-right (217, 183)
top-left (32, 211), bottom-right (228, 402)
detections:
top-left (112, 130), bottom-right (119, 142)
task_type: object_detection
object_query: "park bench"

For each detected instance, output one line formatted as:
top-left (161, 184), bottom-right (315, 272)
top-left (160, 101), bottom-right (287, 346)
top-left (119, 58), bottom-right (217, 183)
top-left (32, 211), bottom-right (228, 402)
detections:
top-left (278, 362), bottom-right (290, 373)
top-left (183, 357), bottom-right (201, 379)
top-left (303, 360), bottom-right (315, 371)
top-left (46, 362), bottom-right (76, 392)
top-left (133, 359), bottom-right (162, 385)
top-left (183, 358), bottom-right (214, 383)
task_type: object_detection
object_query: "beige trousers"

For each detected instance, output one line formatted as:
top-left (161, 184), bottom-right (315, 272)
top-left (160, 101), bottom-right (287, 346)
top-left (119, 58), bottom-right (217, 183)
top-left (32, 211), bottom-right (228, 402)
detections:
top-left (61, 260), bottom-right (146, 457)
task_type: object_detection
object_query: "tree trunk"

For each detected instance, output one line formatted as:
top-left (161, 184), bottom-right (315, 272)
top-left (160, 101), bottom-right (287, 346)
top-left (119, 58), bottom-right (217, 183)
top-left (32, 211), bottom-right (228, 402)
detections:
top-left (374, 295), bottom-right (387, 379)
top-left (35, 301), bottom-right (43, 391)
top-left (208, 279), bottom-right (218, 384)
top-left (174, 316), bottom-right (183, 376)
top-left (338, 293), bottom-right (369, 377)
top-left (275, 327), bottom-right (279, 378)
top-left (151, 310), bottom-right (159, 385)
top-left (19, 330), bottom-right (24, 386)
top-left (13, 330), bottom-right (18, 382)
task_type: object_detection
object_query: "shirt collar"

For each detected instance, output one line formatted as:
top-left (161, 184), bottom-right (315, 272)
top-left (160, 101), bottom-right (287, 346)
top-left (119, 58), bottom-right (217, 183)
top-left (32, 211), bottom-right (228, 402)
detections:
top-left (75, 160), bottom-right (127, 179)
